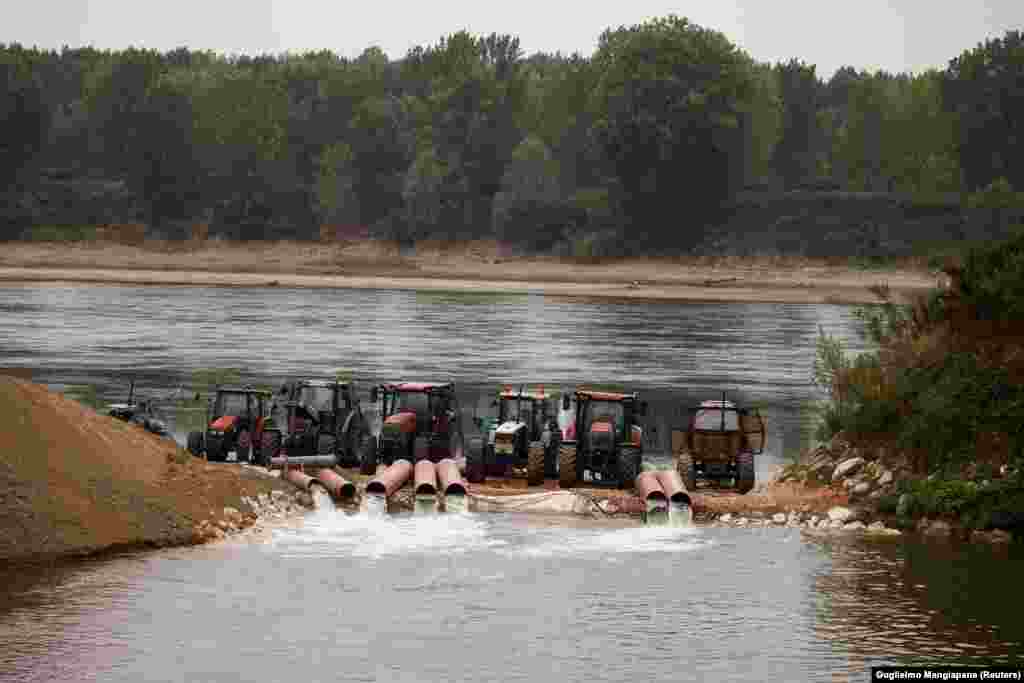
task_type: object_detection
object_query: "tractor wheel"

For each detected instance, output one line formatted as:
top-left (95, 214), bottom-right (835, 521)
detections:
top-left (526, 443), bottom-right (545, 487)
top-left (544, 439), bottom-right (559, 480)
top-left (558, 444), bottom-right (578, 489)
top-left (465, 437), bottom-right (486, 484)
top-left (259, 431), bottom-right (281, 467)
top-left (618, 448), bottom-right (641, 490)
top-left (676, 450), bottom-right (697, 492)
top-left (318, 434), bottom-right (336, 456)
top-left (187, 431), bottom-right (204, 457)
top-left (737, 451), bottom-right (756, 494)
top-left (359, 436), bottom-right (378, 476)
top-left (413, 436), bottom-right (430, 462)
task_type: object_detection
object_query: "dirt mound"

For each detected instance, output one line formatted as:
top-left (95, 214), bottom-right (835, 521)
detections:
top-left (0, 377), bottom-right (288, 564)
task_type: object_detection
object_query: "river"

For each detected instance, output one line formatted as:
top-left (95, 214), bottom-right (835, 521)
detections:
top-left (0, 283), bottom-right (1021, 681)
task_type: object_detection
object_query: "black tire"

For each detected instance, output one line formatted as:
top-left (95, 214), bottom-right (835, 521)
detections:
top-left (318, 434), bottom-right (336, 456)
top-left (676, 450), bottom-right (697, 492)
top-left (737, 451), bottom-right (755, 493)
top-left (558, 444), bottom-right (578, 489)
top-left (187, 431), bottom-right (204, 457)
top-left (413, 436), bottom-right (430, 462)
top-left (359, 435), bottom-right (378, 476)
top-left (465, 437), bottom-right (486, 484)
top-left (618, 447), bottom-right (641, 490)
top-left (526, 443), bottom-right (545, 487)
top-left (544, 437), bottom-right (559, 480)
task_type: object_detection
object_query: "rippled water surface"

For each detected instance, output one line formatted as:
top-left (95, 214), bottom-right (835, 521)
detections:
top-left (1, 284), bottom-right (1022, 681)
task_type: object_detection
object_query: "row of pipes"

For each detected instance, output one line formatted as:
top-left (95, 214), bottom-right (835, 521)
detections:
top-left (635, 470), bottom-right (692, 524)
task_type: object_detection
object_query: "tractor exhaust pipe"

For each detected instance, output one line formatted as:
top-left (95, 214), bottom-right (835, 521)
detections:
top-left (316, 468), bottom-right (356, 501)
top-left (635, 471), bottom-right (668, 525)
top-left (365, 459), bottom-right (413, 498)
top-left (269, 455), bottom-right (339, 469)
top-left (654, 469), bottom-right (692, 526)
top-left (414, 460), bottom-right (438, 496)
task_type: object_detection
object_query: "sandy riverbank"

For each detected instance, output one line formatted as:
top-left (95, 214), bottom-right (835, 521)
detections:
top-left (0, 240), bottom-right (940, 304)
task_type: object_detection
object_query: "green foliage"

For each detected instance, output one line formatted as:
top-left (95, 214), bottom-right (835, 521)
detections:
top-left (896, 477), bottom-right (1024, 528)
top-left (64, 384), bottom-right (105, 411)
top-left (25, 225), bottom-right (97, 242)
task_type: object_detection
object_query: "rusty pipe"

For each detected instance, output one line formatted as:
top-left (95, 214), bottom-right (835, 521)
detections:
top-left (284, 469), bottom-right (320, 492)
top-left (635, 471), bottom-right (667, 505)
top-left (366, 459), bottom-right (413, 498)
top-left (437, 458), bottom-right (467, 497)
top-left (316, 468), bottom-right (356, 501)
top-left (654, 469), bottom-right (692, 508)
top-left (414, 460), bottom-right (439, 496)
top-left (269, 455), bottom-right (338, 469)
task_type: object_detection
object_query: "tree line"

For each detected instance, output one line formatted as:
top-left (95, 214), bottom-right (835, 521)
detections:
top-left (1, 18), bottom-right (1021, 252)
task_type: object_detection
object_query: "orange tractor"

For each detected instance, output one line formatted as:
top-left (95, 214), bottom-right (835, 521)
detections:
top-left (186, 386), bottom-right (273, 463)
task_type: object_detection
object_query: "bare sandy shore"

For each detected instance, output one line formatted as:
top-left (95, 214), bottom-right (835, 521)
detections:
top-left (0, 240), bottom-right (940, 304)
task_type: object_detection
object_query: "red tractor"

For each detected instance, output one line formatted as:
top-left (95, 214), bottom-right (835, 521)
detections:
top-left (186, 386), bottom-right (273, 463)
top-left (359, 382), bottom-right (465, 475)
top-left (557, 389), bottom-right (648, 489)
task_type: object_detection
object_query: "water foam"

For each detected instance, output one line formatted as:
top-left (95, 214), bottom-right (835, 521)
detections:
top-left (515, 525), bottom-right (708, 559)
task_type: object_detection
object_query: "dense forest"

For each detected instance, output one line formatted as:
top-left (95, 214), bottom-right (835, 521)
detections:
top-left (1, 17), bottom-right (1022, 254)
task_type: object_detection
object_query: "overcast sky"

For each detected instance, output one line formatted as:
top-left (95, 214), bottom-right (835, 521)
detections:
top-left (4, 1), bottom-right (1022, 78)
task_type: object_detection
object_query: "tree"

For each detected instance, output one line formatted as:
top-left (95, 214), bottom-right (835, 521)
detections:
top-left (772, 59), bottom-right (820, 188)
top-left (0, 61), bottom-right (50, 190)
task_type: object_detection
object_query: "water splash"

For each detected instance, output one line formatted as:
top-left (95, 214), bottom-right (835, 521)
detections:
top-left (310, 485), bottom-right (334, 511)
top-left (516, 525), bottom-right (707, 558)
top-left (669, 502), bottom-right (693, 527)
top-left (645, 498), bottom-right (670, 526)
top-left (443, 494), bottom-right (468, 514)
top-left (362, 493), bottom-right (388, 517)
top-left (414, 494), bottom-right (438, 515)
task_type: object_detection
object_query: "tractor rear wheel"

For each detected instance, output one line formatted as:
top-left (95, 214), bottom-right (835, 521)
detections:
top-left (413, 436), bottom-right (430, 462)
top-left (526, 443), bottom-right (545, 487)
top-left (465, 437), bottom-right (486, 484)
top-left (618, 447), bottom-right (640, 490)
top-left (187, 431), bottom-right (204, 457)
top-left (359, 435), bottom-right (378, 476)
top-left (676, 450), bottom-right (697, 492)
top-left (259, 431), bottom-right (281, 467)
top-left (558, 444), bottom-right (578, 489)
top-left (737, 451), bottom-right (755, 493)
top-left (318, 434), bottom-right (336, 456)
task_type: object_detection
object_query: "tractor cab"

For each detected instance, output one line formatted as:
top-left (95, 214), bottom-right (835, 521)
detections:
top-left (558, 389), bottom-right (647, 489)
top-left (187, 386), bottom-right (271, 463)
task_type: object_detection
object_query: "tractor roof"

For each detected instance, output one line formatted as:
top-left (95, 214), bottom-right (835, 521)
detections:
top-left (499, 390), bottom-right (549, 401)
top-left (576, 389), bottom-right (638, 402)
top-left (217, 386), bottom-right (271, 396)
top-left (388, 382), bottom-right (454, 392)
top-left (295, 378), bottom-right (349, 388)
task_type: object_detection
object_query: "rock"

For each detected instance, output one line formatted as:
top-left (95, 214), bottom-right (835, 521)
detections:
top-left (719, 513), bottom-right (733, 523)
top-left (851, 482), bottom-right (873, 499)
top-left (772, 513), bottom-right (787, 524)
top-left (844, 521), bottom-right (866, 531)
top-left (867, 489), bottom-right (884, 501)
top-left (787, 511), bottom-right (801, 525)
top-left (217, 520), bottom-right (230, 531)
top-left (827, 506), bottom-right (854, 523)
top-left (808, 515), bottom-right (820, 526)
top-left (877, 469), bottom-right (894, 487)
top-left (735, 517), bottom-right (749, 526)
top-left (750, 511), bottom-right (765, 519)
top-left (828, 519), bottom-right (845, 529)
top-left (868, 521), bottom-right (886, 531)
top-left (833, 457), bottom-right (866, 480)
top-left (923, 520), bottom-right (952, 536)
top-left (223, 506), bottom-right (242, 522)
top-left (818, 519), bottom-right (830, 530)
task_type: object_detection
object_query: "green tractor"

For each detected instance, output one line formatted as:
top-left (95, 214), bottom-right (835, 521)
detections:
top-left (466, 385), bottom-right (561, 486)
top-left (557, 389), bottom-right (647, 490)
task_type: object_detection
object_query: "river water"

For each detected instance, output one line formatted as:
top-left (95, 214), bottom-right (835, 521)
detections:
top-left (1, 283), bottom-right (1022, 681)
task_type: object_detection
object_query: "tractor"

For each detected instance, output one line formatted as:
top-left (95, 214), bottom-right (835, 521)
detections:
top-left (106, 380), bottom-right (171, 438)
top-left (262, 378), bottom-right (370, 467)
top-left (359, 382), bottom-right (465, 475)
top-left (672, 394), bottom-right (765, 494)
top-left (186, 386), bottom-right (273, 463)
top-left (557, 389), bottom-right (647, 489)
top-left (465, 385), bottom-right (561, 486)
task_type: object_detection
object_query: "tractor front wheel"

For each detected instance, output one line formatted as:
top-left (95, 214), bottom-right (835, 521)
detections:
top-left (737, 451), bottom-right (755, 493)
top-left (413, 436), bottom-right (430, 463)
top-left (526, 443), bottom-right (545, 487)
top-left (558, 444), bottom-right (578, 489)
top-left (359, 435), bottom-right (378, 476)
top-left (618, 447), bottom-right (641, 490)
top-left (676, 450), bottom-right (697, 492)
top-left (186, 431), bottom-right (204, 457)
top-left (465, 437), bottom-right (486, 484)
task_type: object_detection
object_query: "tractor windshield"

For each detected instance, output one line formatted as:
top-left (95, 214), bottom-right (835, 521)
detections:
top-left (215, 393), bottom-right (248, 417)
top-left (587, 400), bottom-right (624, 433)
top-left (394, 391), bottom-right (429, 415)
top-left (499, 398), bottom-right (534, 423)
top-left (298, 386), bottom-right (334, 412)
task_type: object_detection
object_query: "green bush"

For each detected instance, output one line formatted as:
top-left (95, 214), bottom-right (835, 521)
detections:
top-left (25, 225), bottom-right (97, 242)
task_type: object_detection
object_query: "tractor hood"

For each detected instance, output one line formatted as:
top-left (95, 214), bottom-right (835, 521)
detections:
top-left (383, 411), bottom-right (417, 434)
top-left (495, 421), bottom-right (526, 436)
top-left (210, 415), bottom-right (238, 431)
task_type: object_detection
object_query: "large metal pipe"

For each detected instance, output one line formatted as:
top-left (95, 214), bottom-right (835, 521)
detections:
top-left (366, 459), bottom-right (413, 498)
top-left (316, 468), bottom-right (356, 501)
top-left (284, 469), bottom-right (320, 492)
top-left (654, 469), bottom-right (692, 507)
top-left (635, 471), bottom-right (667, 505)
top-left (270, 455), bottom-right (338, 469)
top-left (414, 460), bottom-right (439, 496)
top-left (436, 458), bottom-right (467, 497)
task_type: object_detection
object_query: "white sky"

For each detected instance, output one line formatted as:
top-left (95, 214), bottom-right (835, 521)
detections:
top-left (4, 0), bottom-right (1022, 78)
